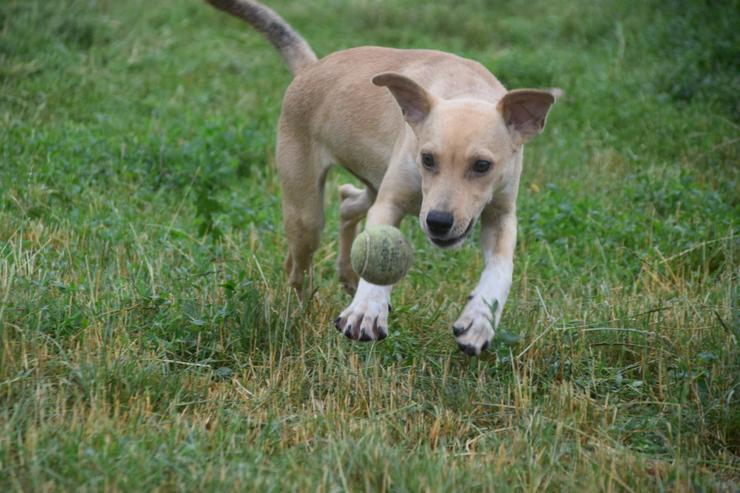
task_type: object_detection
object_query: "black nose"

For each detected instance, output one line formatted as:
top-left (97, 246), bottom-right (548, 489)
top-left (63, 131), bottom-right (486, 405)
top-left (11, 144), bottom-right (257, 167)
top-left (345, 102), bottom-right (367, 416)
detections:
top-left (426, 210), bottom-right (454, 236)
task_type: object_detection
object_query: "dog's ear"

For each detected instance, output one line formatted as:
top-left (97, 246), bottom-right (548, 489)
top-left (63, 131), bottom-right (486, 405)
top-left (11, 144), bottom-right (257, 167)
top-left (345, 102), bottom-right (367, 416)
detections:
top-left (373, 72), bottom-right (436, 126)
top-left (498, 89), bottom-right (562, 145)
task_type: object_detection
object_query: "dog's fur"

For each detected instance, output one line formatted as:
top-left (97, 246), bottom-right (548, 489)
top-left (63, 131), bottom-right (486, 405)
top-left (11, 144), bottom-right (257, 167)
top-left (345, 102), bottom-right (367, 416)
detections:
top-left (206, 0), bottom-right (561, 355)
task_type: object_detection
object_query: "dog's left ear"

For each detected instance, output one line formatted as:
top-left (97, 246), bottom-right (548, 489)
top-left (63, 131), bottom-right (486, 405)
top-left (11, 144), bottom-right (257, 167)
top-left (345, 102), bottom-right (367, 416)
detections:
top-left (498, 89), bottom-right (562, 146)
top-left (373, 72), bottom-right (437, 127)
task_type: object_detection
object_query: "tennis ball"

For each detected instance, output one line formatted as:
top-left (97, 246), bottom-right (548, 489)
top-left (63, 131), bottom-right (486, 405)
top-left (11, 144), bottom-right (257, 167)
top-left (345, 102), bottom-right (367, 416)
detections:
top-left (351, 225), bottom-right (413, 285)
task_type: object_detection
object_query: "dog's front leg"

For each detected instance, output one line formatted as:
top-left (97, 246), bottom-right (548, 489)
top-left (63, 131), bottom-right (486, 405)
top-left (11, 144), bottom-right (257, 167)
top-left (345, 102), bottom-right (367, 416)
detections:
top-left (335, 279), bottom-right (392, 341)
top-left (453, 204), bottom-right (517, 356)
top-left (334, 198), bottom-right (406, 341)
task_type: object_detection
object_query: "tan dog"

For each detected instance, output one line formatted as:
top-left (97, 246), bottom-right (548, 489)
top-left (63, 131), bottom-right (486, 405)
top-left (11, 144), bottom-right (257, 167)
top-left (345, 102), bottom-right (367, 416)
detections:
top-left (206, 0), bottom-right (561, 355)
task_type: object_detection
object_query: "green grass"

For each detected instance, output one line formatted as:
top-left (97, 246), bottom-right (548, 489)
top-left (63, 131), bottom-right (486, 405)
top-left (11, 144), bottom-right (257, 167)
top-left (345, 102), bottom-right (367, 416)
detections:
top-left (1, 0), bottom-right (738, 490)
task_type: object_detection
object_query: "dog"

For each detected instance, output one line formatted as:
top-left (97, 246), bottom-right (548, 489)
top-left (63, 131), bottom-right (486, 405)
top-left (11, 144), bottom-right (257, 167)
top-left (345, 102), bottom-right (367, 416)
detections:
top-left (206, 0), bottom-right (561, 355)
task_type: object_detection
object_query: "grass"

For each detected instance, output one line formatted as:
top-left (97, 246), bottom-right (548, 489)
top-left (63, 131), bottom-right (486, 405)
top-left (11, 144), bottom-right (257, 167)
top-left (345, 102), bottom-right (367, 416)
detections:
top-left (1, 0), bottom-right (738, 490)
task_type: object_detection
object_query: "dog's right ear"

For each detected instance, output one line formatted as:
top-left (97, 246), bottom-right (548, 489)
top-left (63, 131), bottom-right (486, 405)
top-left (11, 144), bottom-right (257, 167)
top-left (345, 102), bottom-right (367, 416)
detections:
top-left (373, 73), bottom-right (436, 126)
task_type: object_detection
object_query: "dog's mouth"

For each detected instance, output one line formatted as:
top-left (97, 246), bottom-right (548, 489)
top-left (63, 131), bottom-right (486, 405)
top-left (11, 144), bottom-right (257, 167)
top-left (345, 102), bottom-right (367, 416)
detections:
top-left (428, 219), bottom-right (475, 249)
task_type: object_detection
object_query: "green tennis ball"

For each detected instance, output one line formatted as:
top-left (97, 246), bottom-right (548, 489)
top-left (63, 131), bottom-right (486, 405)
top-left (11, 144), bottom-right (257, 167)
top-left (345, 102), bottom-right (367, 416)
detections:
top-left (351, 225), bottom-right (413, 285)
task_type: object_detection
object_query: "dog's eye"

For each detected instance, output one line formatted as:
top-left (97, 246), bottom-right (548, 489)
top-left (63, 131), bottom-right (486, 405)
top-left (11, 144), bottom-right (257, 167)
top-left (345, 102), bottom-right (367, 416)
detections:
top-left (472, 160), bottom-right (492, 174)
top-left (421, 153), bottom-right (436, 171)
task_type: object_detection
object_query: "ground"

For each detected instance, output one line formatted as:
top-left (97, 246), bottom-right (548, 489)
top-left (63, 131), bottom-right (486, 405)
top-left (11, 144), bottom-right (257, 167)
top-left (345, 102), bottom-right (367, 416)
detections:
top-left (1, 0), bottom-right (738, 490)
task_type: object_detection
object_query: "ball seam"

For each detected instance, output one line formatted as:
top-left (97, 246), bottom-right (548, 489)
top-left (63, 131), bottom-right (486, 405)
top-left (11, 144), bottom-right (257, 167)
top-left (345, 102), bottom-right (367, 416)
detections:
top-left (361, 228), bottom-right (370, 279)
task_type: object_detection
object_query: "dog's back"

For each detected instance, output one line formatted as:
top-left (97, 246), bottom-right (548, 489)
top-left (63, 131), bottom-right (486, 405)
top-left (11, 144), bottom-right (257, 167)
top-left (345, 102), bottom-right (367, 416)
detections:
top-left (279, 46), bottom-right (508, 187)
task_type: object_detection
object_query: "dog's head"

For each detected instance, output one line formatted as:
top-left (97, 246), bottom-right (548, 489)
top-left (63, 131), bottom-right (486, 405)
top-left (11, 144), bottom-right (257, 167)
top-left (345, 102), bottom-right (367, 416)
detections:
top-left (373, 73), bottom-right (560, 249)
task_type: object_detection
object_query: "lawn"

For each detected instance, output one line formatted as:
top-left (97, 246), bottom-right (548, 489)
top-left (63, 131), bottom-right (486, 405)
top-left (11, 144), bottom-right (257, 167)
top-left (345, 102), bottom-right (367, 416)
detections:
top-left (1, 0), bottom-right (738, 490)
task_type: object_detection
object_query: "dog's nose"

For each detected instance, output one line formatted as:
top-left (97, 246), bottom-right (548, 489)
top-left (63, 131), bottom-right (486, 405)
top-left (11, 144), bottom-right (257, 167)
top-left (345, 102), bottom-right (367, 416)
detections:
top-left (426, 210), bottom-right (454, 236)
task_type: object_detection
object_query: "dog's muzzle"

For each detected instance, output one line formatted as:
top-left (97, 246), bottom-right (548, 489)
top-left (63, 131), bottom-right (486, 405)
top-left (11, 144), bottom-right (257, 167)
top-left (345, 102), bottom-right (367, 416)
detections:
top-left (427, 219), bottom-right (475, 249)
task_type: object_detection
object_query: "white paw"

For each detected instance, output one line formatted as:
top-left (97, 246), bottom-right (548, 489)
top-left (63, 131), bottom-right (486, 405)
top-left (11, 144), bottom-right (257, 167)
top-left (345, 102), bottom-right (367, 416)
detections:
top-left (334, 281), bottom-right (391, 341)
top-left (452, 297), bottom-right (497, 356)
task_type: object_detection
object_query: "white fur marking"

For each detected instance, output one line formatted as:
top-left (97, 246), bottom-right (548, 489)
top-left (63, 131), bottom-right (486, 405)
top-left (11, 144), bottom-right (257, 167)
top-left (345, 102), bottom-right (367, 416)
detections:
top-left (453, 255), bottom-right (513, 354)
top-left (339, 279), bottom-right (392, 339)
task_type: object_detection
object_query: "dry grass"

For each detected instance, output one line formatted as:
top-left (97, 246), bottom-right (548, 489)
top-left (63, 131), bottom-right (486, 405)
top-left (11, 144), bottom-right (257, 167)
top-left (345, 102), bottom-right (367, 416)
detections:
top-left (1, 0), bottom-right (738, 490)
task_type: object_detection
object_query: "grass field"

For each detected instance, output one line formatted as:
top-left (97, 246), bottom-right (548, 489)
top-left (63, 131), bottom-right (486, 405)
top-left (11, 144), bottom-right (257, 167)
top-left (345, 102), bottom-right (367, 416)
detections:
top-left (1, 0), bottom-right (738, 490)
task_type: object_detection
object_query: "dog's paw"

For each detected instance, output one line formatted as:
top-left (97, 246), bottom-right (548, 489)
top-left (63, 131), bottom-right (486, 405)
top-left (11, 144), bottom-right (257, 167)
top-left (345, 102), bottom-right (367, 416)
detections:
top-left (452, 297), bottom-right (496, 356)
top-left (334, 282), bottom-right (391, 341)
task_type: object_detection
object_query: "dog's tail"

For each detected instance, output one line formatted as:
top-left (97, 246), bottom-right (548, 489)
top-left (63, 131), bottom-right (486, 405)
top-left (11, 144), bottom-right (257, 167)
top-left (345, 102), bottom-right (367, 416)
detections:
top-left (205, 0), bottom-right (317, 76)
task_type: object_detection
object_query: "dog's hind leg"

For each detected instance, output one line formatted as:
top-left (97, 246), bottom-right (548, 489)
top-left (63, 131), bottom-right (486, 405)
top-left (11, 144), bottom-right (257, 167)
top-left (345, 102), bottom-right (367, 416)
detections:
top-left (277, 136), bottom-right (330, 295)
top-left (337, 184), bottom-right (374, 294)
